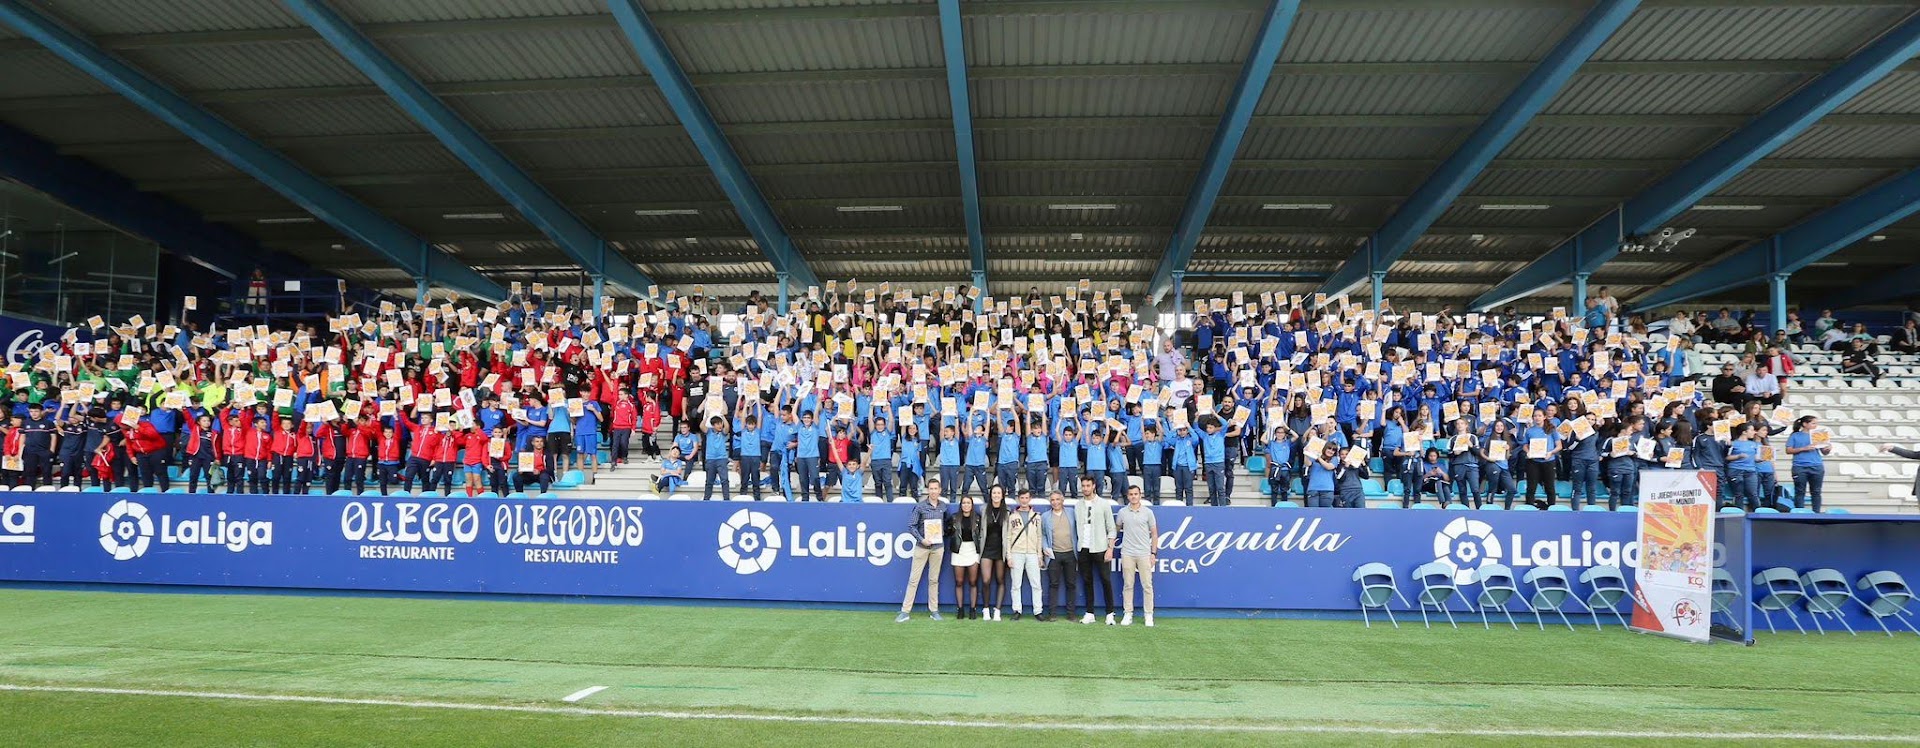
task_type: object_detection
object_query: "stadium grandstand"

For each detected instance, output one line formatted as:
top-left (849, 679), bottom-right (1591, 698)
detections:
top-left (1, 1), bottom-right (1918, 746)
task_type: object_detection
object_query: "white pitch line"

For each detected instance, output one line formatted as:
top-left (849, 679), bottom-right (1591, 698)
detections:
top-left (0, 683), bottom-right (1909, 743)
top-left (560, 686), bottom-right (608, 703)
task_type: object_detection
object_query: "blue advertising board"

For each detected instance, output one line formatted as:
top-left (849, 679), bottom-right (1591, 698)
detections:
top-left (0, 493), bottom-right (1658, 613)
top-left (0, 313), bottom-right (77, 366)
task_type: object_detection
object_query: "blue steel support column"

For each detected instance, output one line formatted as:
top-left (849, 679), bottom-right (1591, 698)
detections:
top-left (592, 275), bottom-right (607, 320)
top-left (777, 273), bottom-right (790, 316)
top-left (1472, 12), bottom-right (1920, 312)
top-left (936, 0), bottom-right (987, 296)
top-left (1769, 273), bottom-right (1789, 333)
top-left (1630, 166), bottom-right (1920, 312)
top-left (1315, 0), bottom-right (1640, 299)
top-left (972, 270), bottom-right (987, 313)
top-left (1370, 270), bottom-right (1385, 312)
top-left (607, 0), bottom-right (820, 293)
top-left (1146, 0), bottom-right (1299, 305)
top-left (285, 0), bottom-right (653, 296)
top-left (1171, 272), bottom-right (1186, 328)
top-left (1572, 272), bottom-right (1590, 317)
top-left (416, 278), bottom-right (429, 306)
top-left (0, 0), bottom-right (504, 302)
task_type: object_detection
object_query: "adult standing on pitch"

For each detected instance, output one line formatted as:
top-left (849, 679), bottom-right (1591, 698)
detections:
top-left (1003, 489), bottom-right (1044, 621)
top-left (897, 477), bottom-right (947, 622)
top-left (1039, 490), bottom-right (1077, 622)
top-left (1115, 484), bottom-right (1158, 627)
top-left (1074, 475), bottom-right (1118, 625)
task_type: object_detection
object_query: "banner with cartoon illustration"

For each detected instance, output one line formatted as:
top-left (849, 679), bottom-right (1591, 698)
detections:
top-left (1630, 470), bottom-right (1716, 642)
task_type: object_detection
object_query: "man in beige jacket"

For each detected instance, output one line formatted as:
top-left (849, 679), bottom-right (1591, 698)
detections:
top-left (1003, 489), bottom-right (1046, 621)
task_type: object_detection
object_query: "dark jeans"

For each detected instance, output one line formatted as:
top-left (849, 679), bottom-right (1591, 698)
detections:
top-left (703, 458), bottom-right (731, 501)
top-left (1046, 551), bottom-right (1079, 618)
top-left (1607, 470), bottom-right (1638, 511)
top-left (1524, 461), bottom-right (1558, 505)
top-left (1792, 465), bottom-right (1824, 512)
top-left (1078, 549), bottom-right (1115, 617)
top-left (739, 456), bottom-right (762, 501)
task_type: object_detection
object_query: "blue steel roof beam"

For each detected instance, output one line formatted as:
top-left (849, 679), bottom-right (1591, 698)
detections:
top-left (1146, 0), bottom-right (1300, 306)
top-left (936, 0), bottom-right (987, 294)
top-left (1631, 167), bottom-right (1920, 312)
top-left (1815, 261), bottom-right (1920, 310)
top-left (1316, 0), bottom-right (1640, 300)
top-left (1470, 11), bottom-right (1920, 312)
top-left (606, 0), bottom-right (820, 293)
top-left (0, 0), bottom-right (504, 302)
top-left (284, 0), bottom-right (654, 297)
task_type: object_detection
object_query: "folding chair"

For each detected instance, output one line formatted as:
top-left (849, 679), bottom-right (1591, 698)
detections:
top-left (1856, 571), bottom-right (1920, 637)
top-left (1710, 568), bottom-right (1742, 624)
top-left (1523, 565), bottom-right (1583, 631)
top-left (1752, 567), bottom-right (1809, 634)
top-left (1800, 568), bottom-right (1859, 636)
top-left (1413, 561), bottom-right (1461, 629)
top-left (1352, 562), bottom-right (1409, 629)
top-left (1579, 565), bottom-right (1632, 630)
top-left (1470, 563), bottom-right (1520, 630)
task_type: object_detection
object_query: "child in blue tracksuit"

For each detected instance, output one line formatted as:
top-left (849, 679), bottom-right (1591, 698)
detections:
top-left (1263, 425), bottom-right (1294, 506)
top-left (1448, 422), bottom-right (1481, 507)
top-left (1304, 442), bottom-right (1338, 508)
top-left (841, 456), bottom-right (867, 503)
top-left (1139, 425), bottom-right (1164, 503)
top-left (1168, 423), bottom-right (1199, 506)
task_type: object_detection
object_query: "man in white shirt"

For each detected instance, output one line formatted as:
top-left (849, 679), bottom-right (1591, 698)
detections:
top-left (1744, 369), bottom-right (1782, 407)
top-left (1074, 475), bottom-right (1118, 625)
top-left (1115, 484), bottom-right (1159, 628)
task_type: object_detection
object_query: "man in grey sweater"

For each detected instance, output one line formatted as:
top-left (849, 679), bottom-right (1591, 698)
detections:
top-left (897, 478), bottom-right (946, 622)
top-left (1115, 484), bottom-right (1159, 627)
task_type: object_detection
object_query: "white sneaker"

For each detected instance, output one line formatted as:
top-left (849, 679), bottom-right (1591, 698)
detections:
top-left (1120, 613), bottom-right (1133, 627)
top-left (1080, 612), bottom-right (1094, 624)
top-left (1144, 615), bottom-right (1155, 628)
top-left (1105, 613), bottom-right (1116, 626)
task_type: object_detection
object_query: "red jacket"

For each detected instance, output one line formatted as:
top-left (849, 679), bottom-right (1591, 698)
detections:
top-left (346, 421), bottom-right (377, 460)
top-left (185, 419), bottom-right (218, 458)
top-left (271, 429), bottom-right (296, 457)
top-left (461, 431), bottom-right (491, 467)
top-left (221, 420), bottom-right (249, 458)
top-left (126, 422), bottom-right (167, 456)
top-left (376, 429), bottom-right (403, 463)
top-left (611, 400), bottom-right (639, 431)
top-left (241, 428), bottom-right (272, 461)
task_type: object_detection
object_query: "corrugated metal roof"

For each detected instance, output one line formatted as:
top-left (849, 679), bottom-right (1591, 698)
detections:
top-left (89, 150), bottom-right (247, 182)
top-left (978, 125), bottom-right (1205, 161)
top-left (1239, 125), bottom-right (1466, 160)
top-left (499, 137), bottom-right (705, 170)
top-left (546, 174), bottom-right (728, 204)
top-left (987, 202), bottom-right (1175, 229)
top-left (0, 105), bottom-right (183, 144)
top-left (983, 167), bottom-right (1188, 199)
top-left (989, 233), bottom-right (1161, 251)
top-left (704, 78), bottom-right (948, 122)
top-left (1279, 5), bottom-right (1583, 63)
top-left (1838, 71), bottom-right (1920, 114)
top-left (0, 51), bottom-right (112, 97)
top-left (1499, 125), bottom-right (1725, 160)
top-left (35, 0), bottom-right (301, 34)
top-left (760, 169), bottom-right (956, 200)
top-left (1206, 202), bottom-right (1393, 229)
top-left (1256, 72), bottom-right (1515, 116)
top-left (1463, 168), bottom-right (1657, 197)
top-left (1435, 203), bottom-right (1598, 229)
top-left (378, 27), bottom-right (645, 82)
top-left (1674, 204), bottom-right (1819, 228)
top-left (966, 10), bottom-right (1259, 66)
top-left (119, 42), bottom-right (369, 89)
top-left (1711, 168), bottom-right (1895, 198)
top-left (780, 203), bottom-right (959, 231)
top-left (733, 129), bottom-right (952, 164)
top-left (1773, 125), bottom-right (1920, 159)
top-left (665, 16), bottom-right (940, 73)
top-left (1544, 72), bottom-right (1811, 116)
top-left (282, 141), bottom-right (471, 177)
top-left (989, 257), bottom-right (1154, 277)
top-left (648, 0), bottom-right (929, 11)
top-left (208, 98), bottom-right (420, 138)
top-left (449, 87), bottom-right (674, 130)
top-left (818, 257), bottom-right (969, 278)
top-left (331, 0), bottom-right (605, 23)
top-left (973, 76), bottom-right (1232, 118)
top-left (348, 181), bottom-right (511, 211)
top-left (1595, 5), bottom-right (1911, 61)
top-left (1224, 168), bottom-right (1430, 198)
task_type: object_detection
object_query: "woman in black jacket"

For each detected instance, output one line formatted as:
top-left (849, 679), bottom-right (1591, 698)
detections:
top-left (944, 496), bottom-right (986, 620)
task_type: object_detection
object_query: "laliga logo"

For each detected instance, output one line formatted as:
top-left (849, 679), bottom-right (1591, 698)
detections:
top-left (1433, 516), bottom-right (1501, 585)
top-left (718, 508), bottom-right (780, 575)
top-left (98, 499), bottom-right (273, 560)
top-left (100, 500), bottom-right (154, 561)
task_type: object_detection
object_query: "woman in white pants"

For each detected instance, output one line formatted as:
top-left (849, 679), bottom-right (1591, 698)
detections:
top-left (1002, 489), bottom-right (1046, 621)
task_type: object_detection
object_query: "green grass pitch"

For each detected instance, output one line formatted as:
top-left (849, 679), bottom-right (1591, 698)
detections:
top-left (0, 589), bottom-right (1913, 746)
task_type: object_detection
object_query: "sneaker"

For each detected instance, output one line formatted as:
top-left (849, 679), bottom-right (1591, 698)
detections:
top-left (895, 612), bottom-right (910, 623)
top-left (929, 611), bottom-right (943, 621)
top-left (1105, 613), bottom-right (1117, 626)
top-left (1080, 613), bottom-right (1095, 625)
top-left (992, 608), bottom-right (1002, 622)
top-left (1036, 614), bottom-right (1051, 622)
top-left (1120, 613), bottom-right (1133, 627)
top-left (1144, 615), bottom-right (1155, 628)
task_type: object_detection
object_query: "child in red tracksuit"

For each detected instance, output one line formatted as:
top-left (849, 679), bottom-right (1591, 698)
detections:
top-left (183, 414), bottom-right (219, 493)
top-left (460, 426), bottom-right (493, 497)
top-left (432, 425), bottom-right (461, 495)
top-left (270, 418), bottom-right (299, 494)
top-left (611, 391), bottom-right (639, 466)
top-left (639, 393), bottom-right (662, 459)
top-left (375, 423), bottom-right (404, 495)
top-left (221, 415), bottom-right (250, 494)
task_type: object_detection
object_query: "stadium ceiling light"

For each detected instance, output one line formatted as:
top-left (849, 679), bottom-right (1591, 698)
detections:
top-left (1070, 232), bottom-right (1085, 240)
top-left (1689, 204), bottom-right (1766, 211)
top-left (1046, 203), bottom-right (1119, 211)
top-left (1477, 204), bottom-right (1551, 211)
top-left (48, 251), bottom-right (78, 264)
top-left (1810, 262), bottom-right (1849, 268)
top-left (255, 217), bottom-right (316, 224)
top-left (835, 205), bottom-right (904, 213)
top-left (442, 212), bottom-right (507, 220)
top-left (1869, 234), bottom-right (1888, 242)
top-left (635, 208), bottom-right (701, 216)
top-left (1261, 203), bottom-right (1334, 210)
